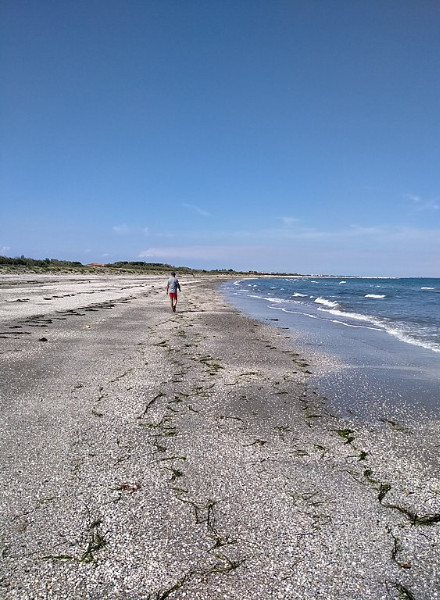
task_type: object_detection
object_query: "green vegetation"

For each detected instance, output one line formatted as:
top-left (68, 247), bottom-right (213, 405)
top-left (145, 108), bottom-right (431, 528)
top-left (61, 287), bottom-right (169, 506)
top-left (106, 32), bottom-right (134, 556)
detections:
top-left (0, 255), bottom-right (302, 275)
top-left (0, 255), bottom-right (84, 271)
top-left (337, 428), bottom-right (355, 444)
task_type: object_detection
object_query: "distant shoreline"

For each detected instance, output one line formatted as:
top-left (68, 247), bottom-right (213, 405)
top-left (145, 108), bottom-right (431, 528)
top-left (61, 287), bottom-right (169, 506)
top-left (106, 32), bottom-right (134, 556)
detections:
top-left (1, 255), bottom-right (421, 278)
top-left (0, 267), bottom-right (410, 279)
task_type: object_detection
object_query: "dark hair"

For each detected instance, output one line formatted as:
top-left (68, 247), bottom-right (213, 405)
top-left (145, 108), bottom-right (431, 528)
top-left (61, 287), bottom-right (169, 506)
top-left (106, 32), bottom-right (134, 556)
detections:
top-left (171, 271), bottom-right (176, 276)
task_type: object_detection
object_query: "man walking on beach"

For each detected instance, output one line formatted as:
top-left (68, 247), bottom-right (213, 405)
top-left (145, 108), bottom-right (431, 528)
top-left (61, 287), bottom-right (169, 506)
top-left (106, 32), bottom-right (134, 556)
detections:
top-left (166, 271), bottom-right (181, 312)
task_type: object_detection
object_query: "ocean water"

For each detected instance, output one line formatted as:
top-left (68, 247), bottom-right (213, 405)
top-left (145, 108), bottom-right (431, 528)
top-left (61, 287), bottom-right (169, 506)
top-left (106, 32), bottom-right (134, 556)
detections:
top-left (223, 277), bottom-right (440, 422)
top-left (228, 277), bottom-right (440, 354)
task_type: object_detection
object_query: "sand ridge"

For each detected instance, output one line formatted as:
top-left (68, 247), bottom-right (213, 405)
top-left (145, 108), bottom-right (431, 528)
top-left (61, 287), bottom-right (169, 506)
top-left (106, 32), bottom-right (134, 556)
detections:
top-left (0, 274), bottom-right (439, 599)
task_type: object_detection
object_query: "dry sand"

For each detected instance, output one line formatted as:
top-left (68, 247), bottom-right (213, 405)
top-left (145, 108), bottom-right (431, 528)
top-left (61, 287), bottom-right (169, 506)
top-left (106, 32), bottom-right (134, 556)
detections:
top-left (0, 274), bottom-right (439, 599)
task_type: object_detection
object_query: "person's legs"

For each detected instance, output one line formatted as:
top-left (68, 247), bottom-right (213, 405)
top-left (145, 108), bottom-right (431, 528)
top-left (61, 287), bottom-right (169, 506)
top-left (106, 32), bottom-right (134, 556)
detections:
top-left (169, 292), bottom-right (177, 311)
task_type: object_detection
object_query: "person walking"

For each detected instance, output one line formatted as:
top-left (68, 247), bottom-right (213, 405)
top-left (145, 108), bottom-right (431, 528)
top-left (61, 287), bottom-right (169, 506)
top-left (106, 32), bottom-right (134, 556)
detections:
top-left (166, 271), bottom-right (181, 312)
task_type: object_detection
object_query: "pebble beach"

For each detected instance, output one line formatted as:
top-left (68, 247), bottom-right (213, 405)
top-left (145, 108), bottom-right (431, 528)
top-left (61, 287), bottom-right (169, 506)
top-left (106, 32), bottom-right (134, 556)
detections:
top-left (1, 274), bottom-right (439, 599)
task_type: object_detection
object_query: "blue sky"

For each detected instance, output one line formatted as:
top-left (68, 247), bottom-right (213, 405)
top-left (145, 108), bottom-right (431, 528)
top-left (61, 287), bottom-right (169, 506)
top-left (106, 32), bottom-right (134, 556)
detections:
top-left (1, 0), bottom-right (439, 276)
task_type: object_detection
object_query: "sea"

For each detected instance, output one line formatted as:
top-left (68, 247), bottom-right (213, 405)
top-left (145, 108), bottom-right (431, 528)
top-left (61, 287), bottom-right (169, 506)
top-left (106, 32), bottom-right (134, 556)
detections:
top-left (223, 277), bottom-right (440, 423)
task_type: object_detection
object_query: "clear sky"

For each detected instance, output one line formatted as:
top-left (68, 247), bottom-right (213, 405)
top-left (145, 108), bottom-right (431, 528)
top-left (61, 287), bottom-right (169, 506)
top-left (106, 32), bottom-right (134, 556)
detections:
top-left (1, 0), bottom-right (439, 276)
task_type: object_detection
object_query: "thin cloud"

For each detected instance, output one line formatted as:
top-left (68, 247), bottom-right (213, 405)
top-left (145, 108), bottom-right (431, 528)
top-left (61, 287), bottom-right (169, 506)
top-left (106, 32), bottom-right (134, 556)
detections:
top-left (280, 216), bottom-right (299, 225)
top-left (182, 203), bottom-right (210, 217)
top-left (147, 223), bottom-right (439, 246)
top-left (230, 223), bottom-right (440, 243)
top-left (112, 224), bottom-right (130, 235)
top-left (406, 194), bottom-right (439, 211)
top-left (0, 245), bottom-right (11, 254)
top-left (248, 224), bottom-right (389, 241)
top-left (139, 245), bottom-right (254, 260)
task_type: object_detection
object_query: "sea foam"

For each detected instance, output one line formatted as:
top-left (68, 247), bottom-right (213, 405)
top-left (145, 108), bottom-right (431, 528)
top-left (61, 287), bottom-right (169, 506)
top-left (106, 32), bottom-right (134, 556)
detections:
top-left (315, 297), bottom-right (339, 309)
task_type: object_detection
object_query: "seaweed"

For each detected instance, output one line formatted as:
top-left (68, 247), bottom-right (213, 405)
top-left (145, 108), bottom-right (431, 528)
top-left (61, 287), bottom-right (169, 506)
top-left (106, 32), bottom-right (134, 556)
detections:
top-left (393, 582), bottom-right (416, 600)
top-left (337, 428), bottom-right (355, 444)
top-left (378, 483), bottom-right (392, 503)
top-left (138, 392), bottom-right (165, 416)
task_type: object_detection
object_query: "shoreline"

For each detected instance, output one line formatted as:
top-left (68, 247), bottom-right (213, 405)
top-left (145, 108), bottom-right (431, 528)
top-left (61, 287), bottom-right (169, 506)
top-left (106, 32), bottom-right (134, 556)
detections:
top-left (222, 279), bottom-right (440, 424)
top-left (1, 274), bottom-right (439, 598)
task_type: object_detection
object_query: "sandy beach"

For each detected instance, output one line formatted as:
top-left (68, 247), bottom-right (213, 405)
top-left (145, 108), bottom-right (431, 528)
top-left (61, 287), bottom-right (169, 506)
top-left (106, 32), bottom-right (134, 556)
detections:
top-left (1, 274), bottom-right (439, 599)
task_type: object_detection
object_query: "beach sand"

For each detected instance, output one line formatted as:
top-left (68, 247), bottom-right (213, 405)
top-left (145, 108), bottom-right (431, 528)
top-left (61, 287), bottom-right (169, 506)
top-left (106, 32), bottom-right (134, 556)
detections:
top-left (0, 274), bottom-right (439, 599)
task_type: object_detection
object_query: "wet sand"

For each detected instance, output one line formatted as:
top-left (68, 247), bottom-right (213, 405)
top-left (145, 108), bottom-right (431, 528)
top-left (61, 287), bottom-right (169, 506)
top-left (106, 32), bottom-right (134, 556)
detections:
top-left (1, 274), bottom-right (439, 599)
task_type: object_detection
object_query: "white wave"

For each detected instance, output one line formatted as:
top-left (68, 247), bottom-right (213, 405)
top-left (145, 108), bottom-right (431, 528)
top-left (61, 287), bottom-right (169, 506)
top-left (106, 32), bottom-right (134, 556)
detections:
top-left (339, 281), bottom-right (346, 284)
top-left (268, 305), bottom-right (319, 319)
top-left (365, 294), bottom-right (386, 299)
top-left (386, 327), bottom-right (440, 354)
top-left (421, 287), bottom-right (435, 290)
top-left (315, 297), bottom-right (339, 309)
top-left (265, 297), bottom-right (289, 304)
top-left (330, 319), bottom-right (382, 331)
top-left (326, 308), bottom-right (440, 354)
top-left (292, 292), bottom-right (307, 297)
top-left (325, 308), bottom-right (378, 324)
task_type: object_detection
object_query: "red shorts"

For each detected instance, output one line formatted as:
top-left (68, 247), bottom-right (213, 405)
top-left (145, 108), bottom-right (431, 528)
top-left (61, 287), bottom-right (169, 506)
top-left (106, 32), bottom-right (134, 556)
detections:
top-left (169, 292), bottom-right (177, 299)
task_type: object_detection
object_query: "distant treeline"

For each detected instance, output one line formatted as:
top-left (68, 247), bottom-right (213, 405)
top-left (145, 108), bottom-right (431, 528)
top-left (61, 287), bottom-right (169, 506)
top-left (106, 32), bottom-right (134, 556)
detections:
top-left (0, 255), bottom-right (280, 275)
top-left (0, 256), bottom-right (84, 269)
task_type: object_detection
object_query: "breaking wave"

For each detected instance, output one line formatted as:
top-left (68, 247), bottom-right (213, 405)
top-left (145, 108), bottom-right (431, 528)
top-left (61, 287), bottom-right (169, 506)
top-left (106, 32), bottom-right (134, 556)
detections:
top-left (315, 297), bottom-right (339, 309)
